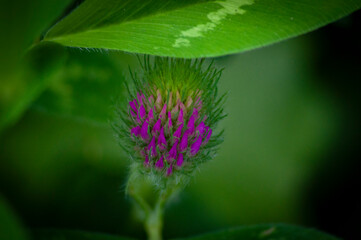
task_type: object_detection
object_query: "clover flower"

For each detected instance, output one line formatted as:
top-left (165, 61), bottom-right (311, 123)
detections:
top-left (114, 57), bottom-right (226, 186)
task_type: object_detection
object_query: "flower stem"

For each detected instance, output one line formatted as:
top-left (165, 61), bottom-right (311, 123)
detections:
top-left (127, 170), bottom-right (180, 240)
top-left (144, 186), bottom-right (179, 240)
top-left (145, 199), bottom-right (163, 240)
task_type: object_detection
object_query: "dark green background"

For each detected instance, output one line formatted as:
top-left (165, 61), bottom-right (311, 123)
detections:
top-left (1, 3), bottom-right (360, 240)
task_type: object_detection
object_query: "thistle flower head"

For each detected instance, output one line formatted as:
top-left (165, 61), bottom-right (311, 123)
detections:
top-left (114, 57), bottom-right (226, 187)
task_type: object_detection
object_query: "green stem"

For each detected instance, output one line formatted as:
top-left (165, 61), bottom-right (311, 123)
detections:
top-left (145, 199), bottom-right (163, 240)
top-left (144, 188), bottom-right (174, 240)
top-left (127, 170), bottom-right (180, 240)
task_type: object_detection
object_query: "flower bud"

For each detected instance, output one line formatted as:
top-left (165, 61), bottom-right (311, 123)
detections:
top-left (114, 57), bottom-right (226, 183)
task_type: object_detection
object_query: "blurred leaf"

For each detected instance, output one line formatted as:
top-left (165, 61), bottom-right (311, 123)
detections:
top-left (33, 230), bottom-right (133, 240)
top-left (0, 42), bottom-right (67, 133)
top-left (32, 50), bottom-right (130, 125)
top-left (0, 0), bottom-right (71, 77)
top-left (0, 0), bottom-right (71, 133)
top-left (0, 196), bottom-right (28, 240)
top-left (173, 224), bottom-right (339, 240)
top-left (32, 224), bottom-right (339, 240)
top-left (44, 0), bottom-right (361, 57)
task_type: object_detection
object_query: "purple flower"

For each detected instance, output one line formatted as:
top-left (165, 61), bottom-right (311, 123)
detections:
top-left (117, 56), bottom-right (227, 179)
top-left (166, 164), bottom-right (173, 176)
top-left (203, 126), bottom-right (209, 137)
top-left (130, 109), bottom-right (136, 117)
top-left (187, 115), bottom-right (195, 135)
top-left (137, 92), bottom-right (145, 106)
top-left (177, 108), bottom-right (184, 125)
top-left (190, 135), bottom-right (202, 156)
top-left (196, 122), bottom-right (205, 136)
top-left (147, 108), bottom-right (154, 122)
top-left (148, 136), bottom-right (157, 157)
top-left (173, 124), bottom-right (183, 139)
top-left (177, 153), bottom-right (184, 167)
top-left (179, 130), bottom-right (189, 152)
top-left (136, 114), bottom-right (141, 124)
top-left (204, 128), bottom-right (212, 144)
top-left (129, 100), bottom-right (138, 117)
top-left (159, 103), bottom-right (167, 119)
top-left (179, 102), bottom-right (186, 116)
top-left (139, 104), bottom-right (146, 120)
top-left (152, 119), bottom-right (161, 135)
top-left (124, 85), bottom-right (222, 177)
top-left (155, 155), bottom-right (164, 169)
top-left (129, 100), bottom-right (138, 112)
top-left (130, 126), bottom-right (141, 137)
top-left (158, 127), bottom-right (167, 150)
top-left (140, 120), bottom-right (149, 140)
top-left (168, 141), bottom-right (178, 160)
top-left (144, 155), bottom-right (150, 166)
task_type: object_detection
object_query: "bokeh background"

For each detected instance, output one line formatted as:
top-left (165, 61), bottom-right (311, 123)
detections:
top-left (1, 4), bottom-right (360, 240)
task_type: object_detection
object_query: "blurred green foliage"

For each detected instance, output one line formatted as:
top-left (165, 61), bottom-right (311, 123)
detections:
top-left (33, 229), bottom-right (133, 240)
top-left (0, 42), bottom-right (68, 132)
top-left (1, 0), bottom-right (360, 239)
top-left (32, 224), bottom-right (339, 240)
top-left (32, 49), bottom-right (133, 125)
top-left (0, 196), bottom-right (28, 240)
top-left (0, 0), bottom-right (71, 132)
top-left (0, 0), bottom-right (71, 77)
top-left (0, 33), bottom-right (340, 239)
top-left (175, 224), bottom-right (339, 240)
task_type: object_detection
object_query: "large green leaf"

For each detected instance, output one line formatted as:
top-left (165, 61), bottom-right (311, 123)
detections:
top-left (44, 0), bottom-right (361, 57)
top-left (0, 196), bottom-right (28, 240)
top-left (173, 224), bottom-right (339, 240)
